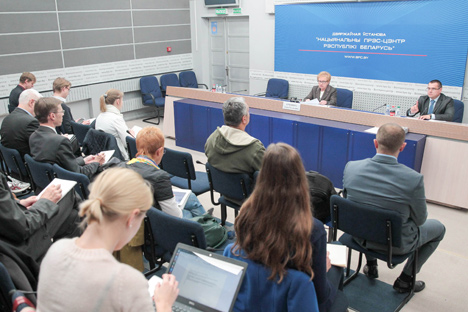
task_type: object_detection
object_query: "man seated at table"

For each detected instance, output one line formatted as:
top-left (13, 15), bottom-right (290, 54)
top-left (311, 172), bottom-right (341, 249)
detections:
top-left (205, 97), bottom-right (265, 175)
top-left (29, 97), bottom-right (104, 180)
top-left (406, 79), bottom-right (454, 121)
top-left (343, 123), bottom-right (445, 293)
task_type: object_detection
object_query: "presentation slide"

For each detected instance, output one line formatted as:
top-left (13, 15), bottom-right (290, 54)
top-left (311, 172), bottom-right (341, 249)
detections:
top-left (275, 0), bottom-right (468, 87)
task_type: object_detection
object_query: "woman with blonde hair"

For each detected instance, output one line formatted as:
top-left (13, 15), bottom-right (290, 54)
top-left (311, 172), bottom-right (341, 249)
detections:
top-left (37, 168), bottom-right (179, 312)
top-left (95, 89), bottom-right (134, 160)
top-left (304, 71), bottom-right (337, 106)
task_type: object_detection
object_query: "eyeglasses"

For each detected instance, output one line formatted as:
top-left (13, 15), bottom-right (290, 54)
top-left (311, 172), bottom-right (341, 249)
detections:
top-left (318, 80), bottom-right (329, 83)
top-left (427, 87), bottom-right (440, 91)
top-left (53, 110), bottom-right (65, 115)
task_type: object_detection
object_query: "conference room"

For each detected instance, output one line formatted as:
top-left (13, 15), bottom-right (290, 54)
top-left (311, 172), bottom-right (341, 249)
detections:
top-left (0, 0), bottom-right (467, 311)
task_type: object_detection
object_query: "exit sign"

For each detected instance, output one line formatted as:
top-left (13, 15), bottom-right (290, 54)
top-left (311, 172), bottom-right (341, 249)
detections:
top-left (233, 8), bottom-right (242, 14)
top-left (215, 8), bottom-right (228, 15)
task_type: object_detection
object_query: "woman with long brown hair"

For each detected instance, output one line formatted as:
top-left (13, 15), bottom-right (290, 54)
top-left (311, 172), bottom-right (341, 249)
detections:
top-left (224, 143), bottom-right (316, 311)
top-left (224, 142), bottom-right (348, 312)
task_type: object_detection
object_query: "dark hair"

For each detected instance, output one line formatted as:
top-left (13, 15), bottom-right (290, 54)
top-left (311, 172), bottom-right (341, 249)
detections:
top-left (233, 143), bottom-right (313, 283)
top-left (222, 97), bottom-right (248, 126)
top-left (34, 97), bottom-right (62, 123)
top-left (429, 79), bottom-right (442, 89)
top-left (376, 123), bottom-right (406, 153)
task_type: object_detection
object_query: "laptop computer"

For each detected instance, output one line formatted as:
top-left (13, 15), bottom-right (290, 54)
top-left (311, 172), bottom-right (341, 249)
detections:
top-left (166, 243), bottom-right (247, 312)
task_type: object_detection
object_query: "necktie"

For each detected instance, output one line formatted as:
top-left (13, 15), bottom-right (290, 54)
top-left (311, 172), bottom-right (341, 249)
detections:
top-left (428, 99), bottom-right (435, 114)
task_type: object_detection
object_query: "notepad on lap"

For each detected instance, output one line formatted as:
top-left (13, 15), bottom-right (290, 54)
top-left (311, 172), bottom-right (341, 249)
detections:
top-left (172, 188), bottom-right (191, 209)
top-left (38, 178), bottom-right (77, 202)
top-left (100, 150), bottom-right (115, 164)
top-left (327, 243), bottom-right (347, 267)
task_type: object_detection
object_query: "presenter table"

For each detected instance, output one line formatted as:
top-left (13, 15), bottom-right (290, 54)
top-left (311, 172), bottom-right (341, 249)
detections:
top-left (167, 87), bottom-right (468, 209)
top-left (173, 98), bottom-right (425, 189)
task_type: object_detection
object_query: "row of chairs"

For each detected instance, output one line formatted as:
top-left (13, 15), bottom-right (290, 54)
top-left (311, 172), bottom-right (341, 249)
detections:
top-left (0, 143), bottom-right (90, 200)
top-left (140, 71), bottom-right (207, 125)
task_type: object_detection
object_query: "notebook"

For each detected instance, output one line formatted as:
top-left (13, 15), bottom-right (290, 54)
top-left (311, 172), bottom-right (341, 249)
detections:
top-left (152, 243), bottom-right (247, 312)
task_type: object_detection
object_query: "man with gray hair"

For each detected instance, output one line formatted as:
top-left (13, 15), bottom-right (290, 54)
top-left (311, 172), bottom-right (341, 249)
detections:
top-left (1, 88), bottom-right (43, 157)
top-left (205, 97), bottom-right (265, 174)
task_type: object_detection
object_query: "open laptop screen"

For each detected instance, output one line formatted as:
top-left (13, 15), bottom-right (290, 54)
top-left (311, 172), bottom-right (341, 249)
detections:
top-left (168, 244), bottom-right (247, 312)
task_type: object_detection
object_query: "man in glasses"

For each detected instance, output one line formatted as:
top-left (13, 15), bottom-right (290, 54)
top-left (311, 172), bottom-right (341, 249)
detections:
top-left (406, 80), bottom-right (454, 121)
top-left (29, 97), bottom-right (104, 182)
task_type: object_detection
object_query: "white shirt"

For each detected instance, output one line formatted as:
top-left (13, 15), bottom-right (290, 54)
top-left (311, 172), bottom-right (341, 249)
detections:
top-left (95, 105), bottom-right (129, 160)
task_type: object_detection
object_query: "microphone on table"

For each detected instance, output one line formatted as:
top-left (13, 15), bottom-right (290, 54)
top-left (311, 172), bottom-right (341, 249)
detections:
top-left (372, 103), bottom-right (387, 112)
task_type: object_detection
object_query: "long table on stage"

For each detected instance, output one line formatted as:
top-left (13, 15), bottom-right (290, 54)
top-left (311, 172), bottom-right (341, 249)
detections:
top-left (166, 87), bottom-right (468, 209)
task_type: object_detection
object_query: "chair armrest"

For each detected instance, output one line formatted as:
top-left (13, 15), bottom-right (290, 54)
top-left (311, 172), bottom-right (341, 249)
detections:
top-left (198, 84), bottom-right (209, 89)
top-left (141, 92), bottom-right (156, 105)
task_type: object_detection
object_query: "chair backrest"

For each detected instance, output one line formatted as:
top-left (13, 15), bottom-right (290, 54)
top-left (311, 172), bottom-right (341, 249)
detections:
top-left (143, 208), bottom-right (206, 266)
top-left (330, 195), bottom-right (403, 248)
top-left (160, 73), bottom-right (180, 93)
top-left (82, 129), bottom-right (124, 160)
top-left (24, 154), bottom-right (54, 192)
top-left (125, 136), bottom-right (137, 160)
top-left (206, 162), bottom-right (253, 202)
top-left (178, 71), bottom-right (199, 88)
top-left (336, 88), bottom-right (353, 108)
top-left (139, 76), bottom-right (163, 105)
top-left (52, 164), bottom-right (90, 199)
top-left (70, 121), bottom-right (92, 146)
top-left (0, 143), bottom-right (29, 181)
top-left (452, 99), bottom-right (464, 123)
top-left (265, 78), bottom-right (289, 99)
top-left (161, 148), bottom-right (196, 181)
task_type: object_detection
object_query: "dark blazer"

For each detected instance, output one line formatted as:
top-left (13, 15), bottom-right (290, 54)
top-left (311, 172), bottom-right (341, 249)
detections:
top-left (343, 154), bottom-right (427, 254)
top-left (56, 103), bottom-right (74, 135)
top-left (0, 108), bottom-right (39, 157)
top-left (304, 85), bottom-right (337, 106)
top-left (0, 173), bottom-right (80, 261)
top-left (406, 93), bottom-right (454, 121)
top-left (8, 85), bottom-right (25, 113)
top-left (29, 126), bottom-right (99, 179)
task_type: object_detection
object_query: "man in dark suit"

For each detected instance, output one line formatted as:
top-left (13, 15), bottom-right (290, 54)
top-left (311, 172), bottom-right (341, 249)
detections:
top-left (1, 89), bottom-right (42, 157)
top-left (29, 97), bottom-right (104, 179)
top-left (8, 72), bottom-right (36, 113)
top-left (343, 123), bottom-right (445, 293)
top-left (0, 172), bottom-right (81, 262)
top-left (406, 79), bottom-right (454, 121)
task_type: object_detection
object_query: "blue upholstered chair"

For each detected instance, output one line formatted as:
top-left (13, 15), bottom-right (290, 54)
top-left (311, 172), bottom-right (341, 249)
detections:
top-left (143, 207), bottom-right (206, 275)
top-left (330, 195), bottom-right (419, 312)
top-left (24, 154), bottom-right (55, 193)
top-left (70, 121), bottom-right (92, 146)
top-left (452, 99), bottom-right (464, 123)
top-left (160, 148), bottom-right (210, 196)
top-left (336, 88), bottom-right (353, 108)
top-left (266, 78), bottom-right (289, 99)
top-left (0, 143), bottom-right (30, 183)
top-left (178, 71), bottom-right (208, 89)
top-left (125, 136), bottom-right (137, 160)
top-left (139, 76), bottom-right (165, 125)
top-left (205, 162), bottom-right (253, 225)
top-left (52, 164), bottom-right (90, 200)
top-left (160, 73), bottom-right (180, 97)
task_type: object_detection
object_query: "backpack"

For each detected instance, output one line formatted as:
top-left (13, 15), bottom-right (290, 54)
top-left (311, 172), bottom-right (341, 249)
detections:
top-left (191, 214), bottom-right (228, 248)
top-left (306, 170), bottom-right (337, 223)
